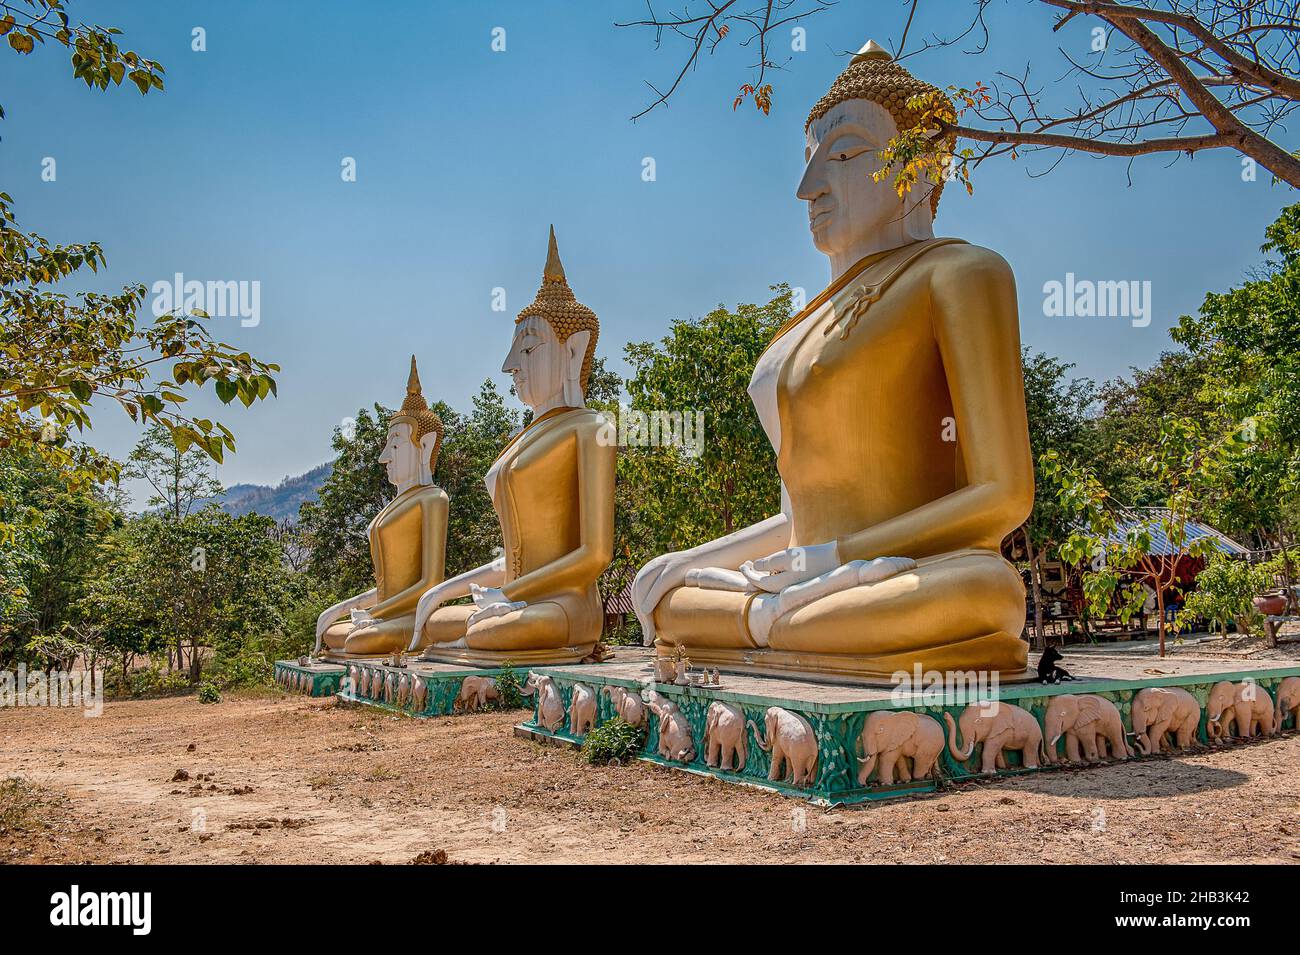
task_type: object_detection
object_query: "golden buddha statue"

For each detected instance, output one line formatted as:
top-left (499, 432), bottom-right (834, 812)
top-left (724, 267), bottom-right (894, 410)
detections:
top-left (631, 42), bottom-right (1034, 681)
top-left (410, 227), bottom-right (616, 665)
top-left (315, 357), bottom-right (450, 660)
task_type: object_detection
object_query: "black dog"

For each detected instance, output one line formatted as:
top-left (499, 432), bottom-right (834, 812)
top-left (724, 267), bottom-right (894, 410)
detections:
top-left (1036, 646), bottom-right (1075, 684)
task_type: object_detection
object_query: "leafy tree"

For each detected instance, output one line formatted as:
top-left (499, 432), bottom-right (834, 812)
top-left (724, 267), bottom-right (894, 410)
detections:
top-left (0, 1), bottom-right (277, 517)
top-left (1044, 415), bottom-right (1233, 656)
top-left (93, 506), bottom-right (289, 683)
top-left (1173, 202), bottom-right (1300, 592)
top-left (1019, 349), bottom-right (1097, 647)
top-left (613, 288), bottom-right (789, 600)
top-left (122, 422), bottom-right (222, 520)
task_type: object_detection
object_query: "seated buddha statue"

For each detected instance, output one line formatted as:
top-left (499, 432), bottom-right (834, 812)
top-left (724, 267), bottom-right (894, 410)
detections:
top-left (315, 357), bottom-right (449, 660)
top-left (409, 227), bottom-right (616, 665)
top-left (631, 42), bottom-right (1034, 681)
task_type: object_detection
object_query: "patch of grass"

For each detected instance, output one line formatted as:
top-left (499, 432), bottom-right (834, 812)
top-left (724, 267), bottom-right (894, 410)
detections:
top-left (197, 682), bottom-right (222, 704)
top-left (580, 718), bottom-right (646, 766)
top-left (494, 663), bottom-right (525, 710)
top-left (364, 765), bottom-right (400, 782)
top-left (0, 777), bottom-right (45, 834)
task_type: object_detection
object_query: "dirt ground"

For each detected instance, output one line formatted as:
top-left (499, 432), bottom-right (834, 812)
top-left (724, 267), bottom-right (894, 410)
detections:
top-left (2, 676), bottom-right (1298, 865)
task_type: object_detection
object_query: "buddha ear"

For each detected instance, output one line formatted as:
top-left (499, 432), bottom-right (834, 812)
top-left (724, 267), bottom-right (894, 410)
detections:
top-left (418, 433), bottom-right (440, 483)
top-left (562, 329), bottom-right (590, 406)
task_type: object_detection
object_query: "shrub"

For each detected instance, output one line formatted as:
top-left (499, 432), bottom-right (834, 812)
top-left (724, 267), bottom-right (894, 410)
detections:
top-left (494, 663), bottom-right (525, 710)
top-left (580, 717), bottom-right (646, 766)
top-left (197, 681), bottom-right (222, 704)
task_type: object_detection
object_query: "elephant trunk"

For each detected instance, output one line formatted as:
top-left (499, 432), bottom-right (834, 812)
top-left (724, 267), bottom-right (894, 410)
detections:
top-left (944, 712), bottom-right (974, 762)
top-left (1128, 731), bottom-right (1150, 756)
top-left (747, 718), bottom-right (771, 753)
top-left (856, 750), bottom-right (877, 786)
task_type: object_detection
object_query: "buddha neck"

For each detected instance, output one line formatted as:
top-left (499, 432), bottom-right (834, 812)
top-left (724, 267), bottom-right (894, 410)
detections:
top-left (827, 211), bottom-right (934, 283)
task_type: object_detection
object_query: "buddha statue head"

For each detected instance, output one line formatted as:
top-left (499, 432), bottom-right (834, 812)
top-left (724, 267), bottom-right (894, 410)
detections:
top-left (502, 226), bottom-right (599, 415)
top-left (798, 40), bottom-right (956, 276)
top-left (380, 356), bottom-right (443, 491)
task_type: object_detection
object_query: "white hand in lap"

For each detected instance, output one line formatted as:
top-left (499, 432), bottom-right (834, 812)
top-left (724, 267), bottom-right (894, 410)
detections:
top-left (741, 541), bottom-right (841, 593)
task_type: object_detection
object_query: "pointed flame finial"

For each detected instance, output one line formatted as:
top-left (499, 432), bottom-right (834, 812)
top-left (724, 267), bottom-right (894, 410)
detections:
top-left (543, 224), bottom-right (567, 284)
top-left (406, 354), bottom-right (421, 395)
top-left (850, 39), bottom-right (892, 64)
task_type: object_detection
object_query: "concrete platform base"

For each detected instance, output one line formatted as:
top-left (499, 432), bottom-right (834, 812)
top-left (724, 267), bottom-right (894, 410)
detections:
top-left (514, 652), bottom-right (1300, 804)
top-left (272, 660), bottom-right (346, 697)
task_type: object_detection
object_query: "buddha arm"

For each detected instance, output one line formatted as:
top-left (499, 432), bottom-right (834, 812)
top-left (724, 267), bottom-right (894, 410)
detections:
top-left (501, 421), bottom-right (615, 604)
top-left (368, 490), bottom-right (449, 620)
top-left (834, 248), bottom-right (1034, 563)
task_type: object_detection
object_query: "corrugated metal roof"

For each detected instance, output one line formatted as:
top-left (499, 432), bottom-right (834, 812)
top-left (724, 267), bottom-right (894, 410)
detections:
top-left (604, 580), bottom-right (636, 614)
top-left (1103, 507), bottom-right (1250, 557)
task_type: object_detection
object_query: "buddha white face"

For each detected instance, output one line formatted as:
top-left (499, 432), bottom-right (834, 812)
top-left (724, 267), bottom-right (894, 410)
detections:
top-left (378, 421), bottom-right (420, 489)
top-left (502, 315), bottom-right (589, 413)
top-left (797, 98), bottom-right (934, 262)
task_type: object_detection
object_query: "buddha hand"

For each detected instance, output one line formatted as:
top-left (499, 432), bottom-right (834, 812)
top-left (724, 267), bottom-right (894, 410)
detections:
top-left (467, 583), bottom-right (526, 627)
top-left (740, 541), bottom-right (842, 593)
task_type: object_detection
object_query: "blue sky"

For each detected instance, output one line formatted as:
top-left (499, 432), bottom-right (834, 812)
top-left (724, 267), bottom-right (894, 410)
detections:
top-left (1, 0), bottom-right (1292, 499)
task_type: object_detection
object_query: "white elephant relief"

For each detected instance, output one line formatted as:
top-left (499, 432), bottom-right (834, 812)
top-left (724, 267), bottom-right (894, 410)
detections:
top-left (748, 707), bottom-right (818, 787)
top-left (601, 686), bottom-right (647, 728)
top-left (854, 710), bottom-right (944, 786)
top-left (521, 673), bottom-right (565, 732)
top-left (383, 671), bottom-right (397, 703)
top-left (347, 665), bottom-right (360, 695)
top-left (568, 683), bottom-right (597, 738)
top-left (944, 701), bottom-right (1045, 774)
top-left (1277, 677), bottom-right (1300, 731)
top-left (645, 691), bottom-right (696, 763)
top-left (396, 672), bottom-right (412, 708)
top-left (410, 676), bottom-right (429, 713)
top-left (703, 701), bottom-right (747, 772)
top-left (1042, 694), bottom-right (1131, 765)
top-left (454, 676), bottom-right (501, 713)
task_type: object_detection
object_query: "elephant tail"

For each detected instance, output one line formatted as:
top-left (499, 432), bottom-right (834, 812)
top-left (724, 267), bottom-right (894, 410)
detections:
top-left (943, 712), bottom-right (974, 762)
top-left (1277, 695), bottom-right (1285, 732)
top-left (747, 719), bottom-right (771, 753)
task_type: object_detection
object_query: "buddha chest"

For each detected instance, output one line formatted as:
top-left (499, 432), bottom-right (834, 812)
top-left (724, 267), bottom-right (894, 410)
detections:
top-left (775, 262), bottom-right (962, 546)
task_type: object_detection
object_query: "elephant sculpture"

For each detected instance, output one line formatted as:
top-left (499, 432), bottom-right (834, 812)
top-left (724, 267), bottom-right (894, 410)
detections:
top-left (1043, 694), bottom-right (1130, 764)
top-left (748, 707), bottom-right (818, 787)
top-left (410, 676), bottom-right (428, 713)
top-left (854, 710), bottom-right (944, 785)
top-left (1129, 686), bottom-right (1200, 754)
top-left (1238, 682), bottom-right (1275, 738)
top-left (703, 701), bottom-right (748, 772)
top-left (568, 683), bottom-right (597, 737)
top-left (396, 673), bottom-right (412, 708)
top-left (347, 665), bottom-right (360, 695)
top-left (1207, 681), bottom-right (1247, 741)
top-left (1276, 676), bottom-right (1300, 732)
top-left (520, 673), bottom-right (565, 732)
top-left (944, 701), bottom-right (1045, 774)
top-left (645, 691), bottom-right (696, 763)
top-left (454, 676), bottom-right (501, 714)
top-left (383, 671), bottom-right (397, 703)
top-left (601, 686), bottom-right (647, 728)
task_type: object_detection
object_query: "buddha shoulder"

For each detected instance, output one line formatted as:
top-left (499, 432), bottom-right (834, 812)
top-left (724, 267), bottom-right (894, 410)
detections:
top-left (923, 242), bottom-right (1015, 298)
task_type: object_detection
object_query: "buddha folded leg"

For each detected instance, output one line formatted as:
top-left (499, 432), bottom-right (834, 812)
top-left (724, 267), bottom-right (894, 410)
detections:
top-left (423, 592), bottom-right (598, 652)
top-left (321, 620), bottom-right (354, 653)
top-left (423, 604), bottom-right (476, 646)
top-left (654, 549), bottom-right (1027, 674)
top-left (341, 612), bottom-right (418, 656)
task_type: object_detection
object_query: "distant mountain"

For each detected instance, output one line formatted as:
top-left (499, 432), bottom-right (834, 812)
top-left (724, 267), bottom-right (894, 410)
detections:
top-left (212, 462), bottom-right (331, 522)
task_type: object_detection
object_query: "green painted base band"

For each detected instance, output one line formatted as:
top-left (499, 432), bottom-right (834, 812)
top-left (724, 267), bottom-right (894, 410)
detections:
top-left (515, 663), bottom-right (1300, 804)
top-left (273, 661), bottom-right (345, 698)
top-left (335, 660), bottom-right (527, 718)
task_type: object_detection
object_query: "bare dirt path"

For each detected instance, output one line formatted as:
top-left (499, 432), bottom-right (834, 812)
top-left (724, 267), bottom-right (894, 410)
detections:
top-left (2, 690), bottom-right (1297, 864)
